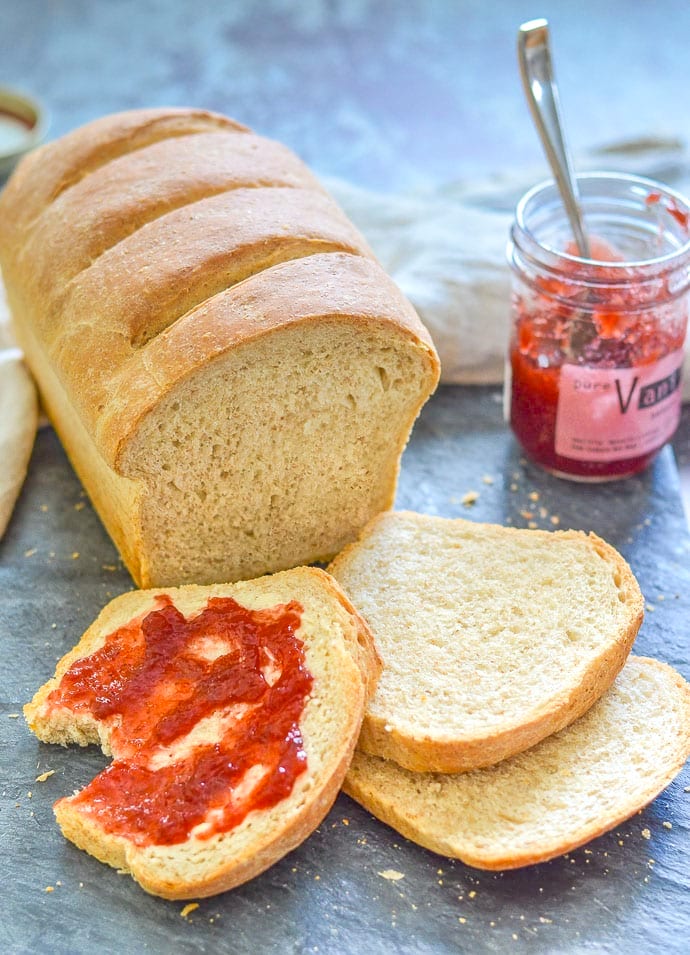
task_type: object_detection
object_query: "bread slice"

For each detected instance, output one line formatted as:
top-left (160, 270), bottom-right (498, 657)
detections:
top-left (0, 108), bottom-right (440, 588)
top-left (328, 511), bottom-right (644, 773)
top-left (344, 657), bottom-right (690, 869)
top-left (24, 567), bottom-right (380, 899)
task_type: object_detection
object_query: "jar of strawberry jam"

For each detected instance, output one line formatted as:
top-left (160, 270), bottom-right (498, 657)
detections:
top-left (506, 172), bottom-right (690, 481)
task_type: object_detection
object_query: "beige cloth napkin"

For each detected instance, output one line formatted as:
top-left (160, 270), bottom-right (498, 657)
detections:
top-left (327, 134), bottom-right (690, 397)
top-left (0, 280), bottom-right (37, 537)
top-left (1, 135), bottom-right (689, 537)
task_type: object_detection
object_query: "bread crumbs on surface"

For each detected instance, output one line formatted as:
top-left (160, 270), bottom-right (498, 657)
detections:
top-left (641, 828), bottom-right (651, 840)
top-left (24, 548), bottom-right (36, 557)
top-left (180, 903), bottom-right (199, 918)
top-left (528, 491), bottom-right (540, 501)
top-left (458, 917), bottom-right (467, 924)
top-left (102, 564), bottom-right (118, 572)
top-left (35, 770), bottom-right (55, 783)
top-left (482, 475), bottom-right (494, 485)
top-left (468, 890), bottom-right (476, 899)
top-left (528, 521), bottom-right (538, 529)
top-left (7, 713), bottom-right (20, 718)
top-left (550, 515), bottom-right (560, 525)
top-left (520, 510), bottom-right (533, 520)
top-left (342, 818), bottom-right (349, 826)
top-left (462, 491), bottom-right (479, 506)
top-left (44, 886), bottom-right (54, 893)
top-left (646, 604), bottom-right (655, 612)
top-left (74, 501), bottom-right (85, 511)
top-left (662, 821), bottom-right (672, 829)
top-left (377, 870), bottom-right (405, 881)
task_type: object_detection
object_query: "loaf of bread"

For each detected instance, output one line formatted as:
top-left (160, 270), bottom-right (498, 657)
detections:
top-left (344, 657), bottom-right (690, 869)
top-left (0, 108), bottom-right (440, 586)
top-left (328, 511), bottom-right (644, 773)
top-left (24, 567), bottom-right (380, 899)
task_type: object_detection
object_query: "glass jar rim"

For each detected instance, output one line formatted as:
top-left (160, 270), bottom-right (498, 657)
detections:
top-left (514, 171), bottom-right (690, 271)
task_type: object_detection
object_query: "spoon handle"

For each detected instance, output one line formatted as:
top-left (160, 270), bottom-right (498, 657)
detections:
top-left (518, 19), bottom-right (591, 258)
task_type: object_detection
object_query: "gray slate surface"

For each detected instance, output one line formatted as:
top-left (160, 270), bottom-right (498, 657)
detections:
top-left (2, 387), bottom-right (689, 955)
top-left (2, 2), bottom-right (690, 951)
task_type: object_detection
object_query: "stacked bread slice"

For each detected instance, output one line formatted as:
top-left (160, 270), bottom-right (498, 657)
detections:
top-left (329, 511), bottom-right (690, 869)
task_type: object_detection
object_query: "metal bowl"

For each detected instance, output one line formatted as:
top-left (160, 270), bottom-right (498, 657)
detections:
top-left (0, 87), bottom-right (47, 180)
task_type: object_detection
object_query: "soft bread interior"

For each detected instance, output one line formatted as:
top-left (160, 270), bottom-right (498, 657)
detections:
top-left (121, 317), bottom-right (433, 586)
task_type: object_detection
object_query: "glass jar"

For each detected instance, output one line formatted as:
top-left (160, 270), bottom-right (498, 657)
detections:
top-left (506, 172), bottom-right (690, 481)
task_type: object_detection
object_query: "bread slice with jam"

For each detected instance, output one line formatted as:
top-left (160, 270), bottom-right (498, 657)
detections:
top-left (24, 567), bottom-right (380, 899)
top-left (328, 510), bottom-right (644, 773)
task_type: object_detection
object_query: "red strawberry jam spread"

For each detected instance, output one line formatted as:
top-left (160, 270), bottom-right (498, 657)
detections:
top-left (509, 235), bottom-right (687, 479)
top-left (46, 595), bottom-right (313, 846)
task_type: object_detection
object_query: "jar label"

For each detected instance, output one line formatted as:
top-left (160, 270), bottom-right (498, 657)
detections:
top-left (554, 350), bottom-right (683, 462)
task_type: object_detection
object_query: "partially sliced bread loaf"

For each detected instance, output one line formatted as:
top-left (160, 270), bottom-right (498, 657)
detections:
top-left (328, 511), bottom-right (644, 773)
top-left (0, 108), bottom-right (440, 588)
top-left (344, 657), bottom-right (690, 869)
top-left (24, 567), bottom-right (380, 899)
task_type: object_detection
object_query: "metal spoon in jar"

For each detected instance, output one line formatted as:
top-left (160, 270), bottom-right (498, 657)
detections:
top-left (518, 18), bottom-right (597, 357)
top-left (518, 18), bottom-right (591, 259)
